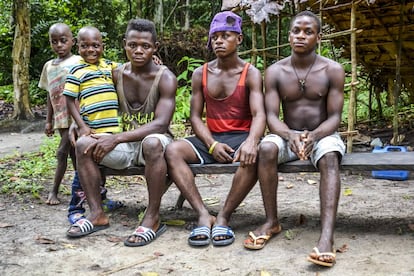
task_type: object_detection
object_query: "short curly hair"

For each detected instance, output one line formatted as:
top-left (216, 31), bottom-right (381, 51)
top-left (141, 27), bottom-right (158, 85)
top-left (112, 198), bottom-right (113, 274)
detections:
top-left (125, 18), bottom-right (157, 43)
top-left (291, 10), bottom-right (321, 34)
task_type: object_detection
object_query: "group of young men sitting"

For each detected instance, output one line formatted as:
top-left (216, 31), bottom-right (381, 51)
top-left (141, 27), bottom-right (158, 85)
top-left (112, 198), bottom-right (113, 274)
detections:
top-left (41, 10), bottom-right (345, 268)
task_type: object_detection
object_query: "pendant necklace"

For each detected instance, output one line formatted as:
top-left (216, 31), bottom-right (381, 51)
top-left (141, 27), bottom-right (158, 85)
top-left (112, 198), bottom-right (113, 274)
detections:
top-left (291, 55), bottom-right (317, 93)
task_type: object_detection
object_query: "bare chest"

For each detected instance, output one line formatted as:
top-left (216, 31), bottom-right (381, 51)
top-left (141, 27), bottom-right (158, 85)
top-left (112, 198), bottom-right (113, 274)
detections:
top-left (206, 71), bottom-right (240, 99)
top-left (122, 74), bottom-right (154, 108)
top-left (278, 69), bottom-right (329, 101)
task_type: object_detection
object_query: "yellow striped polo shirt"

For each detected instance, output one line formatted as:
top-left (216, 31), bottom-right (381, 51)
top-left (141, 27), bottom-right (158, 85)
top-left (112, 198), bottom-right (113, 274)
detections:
top-left (63, 58), bottom-right (121, 133)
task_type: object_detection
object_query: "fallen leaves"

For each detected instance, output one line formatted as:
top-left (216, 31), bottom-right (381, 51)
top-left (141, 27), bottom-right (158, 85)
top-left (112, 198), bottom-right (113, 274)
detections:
top-left (202, 197), bottom-right (220, 206)
top-left (285, 183), bottom-right (294, 189)
top-left (343, 187), bottom-right (353, 196)
top-left (164, 219), bottom-right (186, 226)
top-left (336, 244), bottom-right (349, 253)
top-left (35, 235), bottom-right (55, 244)
top-left (140, 273), bottom-right (159, 276)
top-left (284, 229), bottom-right (297, 240)
top-left (260, 270), bottom-right (271, 276)
top-left (106, 235), bottom-right (123, 243)
top-left (0, 222), bottom-right (13, 228)
top-left (61, 243), bottom-right (77, 249)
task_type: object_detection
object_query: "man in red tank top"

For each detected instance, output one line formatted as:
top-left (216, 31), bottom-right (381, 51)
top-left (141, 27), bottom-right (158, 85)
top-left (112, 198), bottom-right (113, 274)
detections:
top-left (166, 11), bottom-right (266, 247)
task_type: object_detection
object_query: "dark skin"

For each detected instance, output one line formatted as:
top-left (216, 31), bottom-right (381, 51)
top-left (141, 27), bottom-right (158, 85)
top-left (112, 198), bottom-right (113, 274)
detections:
top-left (43, 23), bottom-right (77, 205)
top-left (251, 15), bottom-right (345, 264)
top-left (67, 29), bottom-right (177, 239)
top-left (165, 30), bottom-right (265, 241)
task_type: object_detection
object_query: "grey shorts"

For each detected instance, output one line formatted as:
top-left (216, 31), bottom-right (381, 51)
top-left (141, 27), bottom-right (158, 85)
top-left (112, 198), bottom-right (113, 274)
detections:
top-left (100, 133), bottom-right (172, 170)
top-left (261, 132), bottom-right (345, 168)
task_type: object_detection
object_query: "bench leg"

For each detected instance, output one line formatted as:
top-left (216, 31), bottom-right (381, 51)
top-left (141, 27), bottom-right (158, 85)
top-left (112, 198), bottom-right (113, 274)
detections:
top-left (174, 193), bottom-right (186, 210)
top-left (163, 177), bottom-right (186, 210)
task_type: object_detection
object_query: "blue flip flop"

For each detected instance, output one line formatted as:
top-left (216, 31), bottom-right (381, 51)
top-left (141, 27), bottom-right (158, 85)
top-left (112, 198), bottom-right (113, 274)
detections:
top-left (102, 199), bottom-right (124, 212)
top-left (211, 225), bottom-right (235, 246)
top-left (124, 223), bottom-right (167, 247)
top-left (188, 226), bottom-right (211, 246)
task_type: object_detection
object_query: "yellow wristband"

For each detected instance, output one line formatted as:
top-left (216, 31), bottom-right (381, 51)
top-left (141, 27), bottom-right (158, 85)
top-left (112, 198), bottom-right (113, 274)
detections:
top-left (208, 141), bottom-right (219, 154)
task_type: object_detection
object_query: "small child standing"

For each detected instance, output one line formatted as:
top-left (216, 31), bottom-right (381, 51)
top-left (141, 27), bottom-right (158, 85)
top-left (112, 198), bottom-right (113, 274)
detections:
top-left (38, 23), bottom-right (81, 206)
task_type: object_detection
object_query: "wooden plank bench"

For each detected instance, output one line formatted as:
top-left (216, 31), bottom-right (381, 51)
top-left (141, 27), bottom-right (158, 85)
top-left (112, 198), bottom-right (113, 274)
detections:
top-left (101, 152), bottom-right (414, 208)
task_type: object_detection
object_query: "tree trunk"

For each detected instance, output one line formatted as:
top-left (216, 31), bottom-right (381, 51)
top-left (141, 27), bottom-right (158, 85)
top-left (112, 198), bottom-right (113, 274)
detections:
top-left (136, 0), bottom-right (141, 18)
top-left (154, 0), bottom-right (163, 35)
top-left (12, 0), bottom-right (33, 120)
top-left (184, 0), bottom-right (190, 31)
top-left (374, 86), bottom-right (383, 120)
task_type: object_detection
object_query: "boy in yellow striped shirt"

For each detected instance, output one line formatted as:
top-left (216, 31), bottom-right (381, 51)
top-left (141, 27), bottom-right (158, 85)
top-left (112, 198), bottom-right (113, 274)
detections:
top-left (64, 26), bottom-right (120, 136)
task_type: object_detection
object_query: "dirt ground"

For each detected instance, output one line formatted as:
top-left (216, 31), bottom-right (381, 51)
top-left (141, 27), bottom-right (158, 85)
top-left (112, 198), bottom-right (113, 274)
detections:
top-left (0, 131), bottom-right (414, 276)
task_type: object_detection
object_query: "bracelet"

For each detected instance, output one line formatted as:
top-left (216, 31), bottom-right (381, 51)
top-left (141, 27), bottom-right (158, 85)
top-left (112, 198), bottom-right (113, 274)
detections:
top-left (208, 141), bottom-right (219, 154)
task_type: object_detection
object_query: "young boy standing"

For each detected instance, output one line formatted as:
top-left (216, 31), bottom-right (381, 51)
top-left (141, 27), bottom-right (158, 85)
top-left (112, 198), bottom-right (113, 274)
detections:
top-left (64, 26), bottom-right (120, 137)
top-left (38, 23), bottom-right (81, 206)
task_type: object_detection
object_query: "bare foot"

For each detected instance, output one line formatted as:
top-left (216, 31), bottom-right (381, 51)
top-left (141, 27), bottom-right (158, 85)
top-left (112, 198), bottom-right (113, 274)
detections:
top-left (197, 214), bottom-right (216, 229)
top-left (45, 192), bottom-right (60, 205)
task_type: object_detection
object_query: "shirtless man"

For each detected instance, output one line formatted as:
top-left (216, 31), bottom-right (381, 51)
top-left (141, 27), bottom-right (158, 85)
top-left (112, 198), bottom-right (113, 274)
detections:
top-left (165, 11), bottom-right (265, 247)
top-left (66, 19), bottom-right (177, 248)
top-left (243, 11), bottom-right (345, 267)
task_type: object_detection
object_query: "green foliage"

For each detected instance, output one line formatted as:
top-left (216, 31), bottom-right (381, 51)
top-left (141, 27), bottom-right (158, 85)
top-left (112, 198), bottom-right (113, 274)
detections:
top-left (173, 56), bottom-right (204, 123)
top-left (0, 135), bottom-right (59, 198)
top-left (1, 1), bottom-right (412, 127)
top-left (341, 71), bottom-right (413, 126)
top-left (244, 56), bottom-right (265, 72)
top-left (27, 0), bottom-right (131, 85)
top-left (29, 81), bottom-right (48, 106)
top-left (0, 82), bottom-right (47, 106)
top-left (0, 85), bottom-right (13, 103)
top-left (0, 1), bottom-right (13, 85)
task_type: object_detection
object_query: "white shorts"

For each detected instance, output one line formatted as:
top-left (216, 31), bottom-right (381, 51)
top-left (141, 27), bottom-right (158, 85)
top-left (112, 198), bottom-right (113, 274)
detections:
top-left (261, 132), bottom-right (345, 168)
top-left (100, 133), bottom-right (172, 170)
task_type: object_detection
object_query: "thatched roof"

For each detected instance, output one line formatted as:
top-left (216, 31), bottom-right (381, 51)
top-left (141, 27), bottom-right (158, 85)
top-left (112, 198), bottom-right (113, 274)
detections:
top-left (222, 0), bottom-right (414, 90)
top-left (305, 0), bottom-right (414, 89)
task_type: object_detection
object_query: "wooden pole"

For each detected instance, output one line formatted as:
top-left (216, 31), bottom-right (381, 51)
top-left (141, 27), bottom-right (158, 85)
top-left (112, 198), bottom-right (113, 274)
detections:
top-left (277, 15), bottom-right (281, 60)
top-left (347, 0), bottom-right (357, 153)
top-left (251, 20), bottom-right (257, 66)
top-left (318, 0), bottom-right (322, 54)
top-left (261, 21), bottom-right (267, 70)
top-left (392, 1), bottom-right (404, 144)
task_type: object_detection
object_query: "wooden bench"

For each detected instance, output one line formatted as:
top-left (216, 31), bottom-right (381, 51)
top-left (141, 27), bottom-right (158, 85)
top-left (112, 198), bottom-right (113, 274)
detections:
top-left (101, 152), bottom-right (414, 208)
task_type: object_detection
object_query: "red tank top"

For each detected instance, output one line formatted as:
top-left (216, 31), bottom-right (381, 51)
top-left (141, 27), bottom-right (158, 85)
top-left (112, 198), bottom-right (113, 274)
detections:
top-left (202, 63), bottom-right (252, 133)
